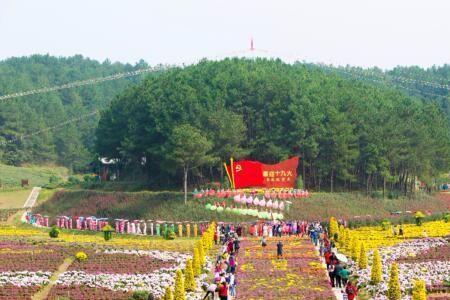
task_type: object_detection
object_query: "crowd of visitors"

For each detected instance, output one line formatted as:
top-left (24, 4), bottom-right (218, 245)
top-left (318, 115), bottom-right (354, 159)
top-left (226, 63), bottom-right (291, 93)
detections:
top-left (202, 225), bottom-right (240, 300)
top-left (204, 221), bottom-right (359, 300)
top-left (313, 222), bottom-right (358, 300)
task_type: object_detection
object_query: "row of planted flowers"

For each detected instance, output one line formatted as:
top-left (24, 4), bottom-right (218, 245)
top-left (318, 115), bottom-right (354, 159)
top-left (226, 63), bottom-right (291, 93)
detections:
top-left (329, 217), bottom-right (450, 299)
top-left (0, 222), bottom-right (217, 299)
top-left (0, 225), bottom-right (196, 252)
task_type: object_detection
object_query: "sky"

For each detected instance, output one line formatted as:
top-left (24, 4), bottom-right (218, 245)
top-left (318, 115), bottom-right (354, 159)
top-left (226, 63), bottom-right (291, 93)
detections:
top-left (1, 0), bottom-right (449, 69)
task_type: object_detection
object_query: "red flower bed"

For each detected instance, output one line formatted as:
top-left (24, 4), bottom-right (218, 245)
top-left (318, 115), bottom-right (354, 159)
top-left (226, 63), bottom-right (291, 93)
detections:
top-left (0, 241), bottom-right (68, 272)
top-left (235, 237), bottom-right (335, 300)
top-left (67, 252), bottom-right (175, 274)
top-left (0, 284), bottom-right (40, 300)
top-left (47, 285), bottom-right (132, 300)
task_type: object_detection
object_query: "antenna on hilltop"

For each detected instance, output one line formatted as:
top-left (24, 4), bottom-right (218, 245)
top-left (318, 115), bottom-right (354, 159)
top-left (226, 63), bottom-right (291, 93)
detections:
top-left (250, 37), bottom-right (254, 51)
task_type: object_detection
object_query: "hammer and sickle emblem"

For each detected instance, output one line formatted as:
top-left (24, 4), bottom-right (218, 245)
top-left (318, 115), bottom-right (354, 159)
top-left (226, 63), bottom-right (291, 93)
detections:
top-left (235, 164), bottom-right (242, 172)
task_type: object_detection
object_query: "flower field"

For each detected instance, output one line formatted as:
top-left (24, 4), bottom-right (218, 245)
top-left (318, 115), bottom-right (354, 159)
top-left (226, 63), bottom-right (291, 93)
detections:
top-left (344, 220), bottom-right (450, 249)
top-left (338, 220), bottom-right (450, 299)
top-left (0, 225), bottom-right (196, 252)
top-left (236, 236), bottom-right (334, 300)
top-left (0, 223), bottom-right (216, 299)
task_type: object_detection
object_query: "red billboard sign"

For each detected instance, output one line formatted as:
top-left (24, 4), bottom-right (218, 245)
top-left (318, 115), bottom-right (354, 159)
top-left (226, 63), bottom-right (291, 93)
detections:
top-left (226, 156), bottom-right (299, 189)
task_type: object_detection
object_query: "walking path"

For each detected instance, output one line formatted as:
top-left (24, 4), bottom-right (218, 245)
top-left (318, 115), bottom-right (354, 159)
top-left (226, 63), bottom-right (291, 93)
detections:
top-left (23, 187), bottom-right (41, 208)
top-left (312, 244), bottom-right (345, 300)
top-left (20, 187), bottom-right (41, 223)
top-left (31, 257), bottom-right (74, 300)
top-left (235, 236), bottom-right (336, 300)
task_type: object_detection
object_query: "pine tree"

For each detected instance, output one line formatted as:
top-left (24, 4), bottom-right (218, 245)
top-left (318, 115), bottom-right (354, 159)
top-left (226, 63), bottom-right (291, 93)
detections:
top-left (173, 269), bottom-right (186, 300)
top-left (387, 263), bottom-right (401, 300)
top-left (358, 243), bottom-right (367, 269)
top-left (370, 248), bottom-right (382, 284)
top-left (197, 240), bottom-right (205, 267)
top-left (344, 229), bottom-right (351, 252)
top-left (351, 240), bottom-right (359, 262)
top-left (163, 286), bottom-right (173, 300)
top-left (184, 258), bottom-right (195, 292)
top-left (329, 217), bottom-right (339, 239)
top-left (192, 247), bottom-right (201, 276)
top-left (411, 280), bottom-right (426, 300)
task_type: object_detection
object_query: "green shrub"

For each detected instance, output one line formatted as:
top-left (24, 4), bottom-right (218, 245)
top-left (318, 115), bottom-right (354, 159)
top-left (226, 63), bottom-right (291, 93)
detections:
top-left (164, 228), bottom-right (176, 240)
top-left (102, 224), bottom-right (114, 241)
top-left (388, 191), bottom-right (399, 199)
top-left (370, 191), bottom-right (383, 199)
top-left (443, 212), bottom-right (450, 223)
top-left (296, 175), bottom-right (304, 189)
top-left (129, 291), bottom-right (149, 300)
top-left (381, 219), bottom-right (391, 230)
top-left (49, 226), bottom-right (60, 238)
top-left (414, 211), bottom-right (425, 226)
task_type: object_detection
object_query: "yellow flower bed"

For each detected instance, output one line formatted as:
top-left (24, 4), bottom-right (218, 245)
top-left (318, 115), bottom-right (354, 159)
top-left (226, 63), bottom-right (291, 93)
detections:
top-left (0, 225), bottom-right (198, 252)
top-left (344, 221), bottom-right (450, 251)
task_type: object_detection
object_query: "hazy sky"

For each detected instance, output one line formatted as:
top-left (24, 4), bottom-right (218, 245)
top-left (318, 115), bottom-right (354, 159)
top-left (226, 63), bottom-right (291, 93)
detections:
top-left (1, 0), bottom-right (449, 69)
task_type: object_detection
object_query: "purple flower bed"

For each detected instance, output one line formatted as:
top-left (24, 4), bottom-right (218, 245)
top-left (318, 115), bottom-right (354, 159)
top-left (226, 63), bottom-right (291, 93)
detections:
top-left (47, 285), bottom-right (132, 300)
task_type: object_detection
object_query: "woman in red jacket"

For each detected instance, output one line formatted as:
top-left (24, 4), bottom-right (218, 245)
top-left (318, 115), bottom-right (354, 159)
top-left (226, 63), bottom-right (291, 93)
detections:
top-left (218, 281), bottom-right (228, 300)
top-left (345, 281), bottom-right (358, 300)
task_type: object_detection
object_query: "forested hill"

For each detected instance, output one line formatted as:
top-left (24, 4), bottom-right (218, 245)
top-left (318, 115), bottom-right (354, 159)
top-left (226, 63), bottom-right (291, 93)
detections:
top-left (0, 55), bottom-right (151, 169)
top-left (96, 58), bottom-right (450, 192)
top-left (1, 55), bottom-right (449, 192)
top-left (315, 64), bottom-right (450, 122)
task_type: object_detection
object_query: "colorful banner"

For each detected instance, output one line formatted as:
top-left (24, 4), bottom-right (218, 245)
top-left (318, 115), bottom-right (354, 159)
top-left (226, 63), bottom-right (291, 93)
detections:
top-left (226, 156), bottom-right (299, 189)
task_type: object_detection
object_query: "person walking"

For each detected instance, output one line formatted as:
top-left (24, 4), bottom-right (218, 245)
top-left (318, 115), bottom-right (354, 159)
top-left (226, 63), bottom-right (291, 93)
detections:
top-left (333, 262), bottom-right (343, 288)
top-left (339, 266), bottom-right (350, 286)
top-left (328, 264), bottom-right (336, 287)
top-left (276, 240), bottom-right (283, 259)
top-left (345, 281), bottom-right (358, 300)
top-left (324, 250), bottom-right (332, 269)
top-left (218, 281), bottom-right (228, 300)
top-left (228, 273), bottom-right (236, 297)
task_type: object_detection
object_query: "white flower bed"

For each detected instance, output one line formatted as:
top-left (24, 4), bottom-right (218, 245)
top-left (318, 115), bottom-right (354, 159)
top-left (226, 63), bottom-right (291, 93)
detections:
top-left (103, 248), bottom-right (191, 264)
top-left (55, 250), bottom-right (213, 299)
top-left (351, 238), bottom-right (450, 299)
top-left (0, 271), bottom-right (51, 286)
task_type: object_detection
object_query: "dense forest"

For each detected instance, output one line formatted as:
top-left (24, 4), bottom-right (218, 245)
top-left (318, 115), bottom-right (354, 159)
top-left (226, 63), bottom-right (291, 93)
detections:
top-left (95, 58), bottom-right (450, 193)
top-left (319, 64), bottom-right (450, 123)
top-left (0, 55), bottom-right (150, 170)
top-left (1, 55), bottom-right (449, 193)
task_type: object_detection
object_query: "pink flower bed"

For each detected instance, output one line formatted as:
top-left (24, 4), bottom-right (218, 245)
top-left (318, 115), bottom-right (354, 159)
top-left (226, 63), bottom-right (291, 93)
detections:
top-left (47, 285), bottom-right (132, 300)
top-left (67, 252), bottom-right (175, 274)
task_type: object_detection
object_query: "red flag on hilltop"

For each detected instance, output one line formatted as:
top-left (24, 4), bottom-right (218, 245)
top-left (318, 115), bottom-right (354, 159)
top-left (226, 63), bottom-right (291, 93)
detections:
top-left (226, 156), bottom-right (299, 189)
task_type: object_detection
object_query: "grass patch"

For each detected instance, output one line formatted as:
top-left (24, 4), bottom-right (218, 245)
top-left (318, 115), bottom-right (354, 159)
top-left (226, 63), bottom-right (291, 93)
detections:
top-left (0, 164), bottom-right (68, 189)
top-left (0, 189), bottom-right (31, 209)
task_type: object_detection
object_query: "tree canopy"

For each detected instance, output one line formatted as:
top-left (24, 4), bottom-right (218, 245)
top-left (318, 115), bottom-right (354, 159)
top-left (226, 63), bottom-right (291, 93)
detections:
top-left (96, 58), bottom-right (450, 192)
top-left (0, 55), bottom-right (150, 170)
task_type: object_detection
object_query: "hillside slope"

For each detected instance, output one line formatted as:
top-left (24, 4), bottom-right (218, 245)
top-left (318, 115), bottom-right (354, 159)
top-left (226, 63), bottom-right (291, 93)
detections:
top-left (33, 189), bottom-right (448, 223)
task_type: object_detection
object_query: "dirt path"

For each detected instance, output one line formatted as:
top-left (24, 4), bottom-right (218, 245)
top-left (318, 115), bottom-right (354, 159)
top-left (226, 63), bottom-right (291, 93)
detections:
top-left (32, 257), bottom-right (75, 300)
